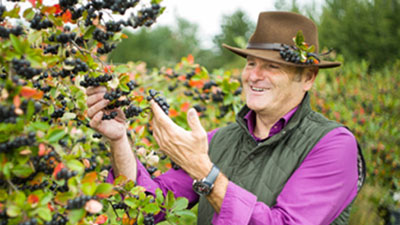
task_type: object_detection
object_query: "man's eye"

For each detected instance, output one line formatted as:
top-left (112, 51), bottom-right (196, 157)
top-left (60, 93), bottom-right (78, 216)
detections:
top-left (247, 62), bottom-right (256, 66)
top-left (269, 64), bottom-right (280, 69)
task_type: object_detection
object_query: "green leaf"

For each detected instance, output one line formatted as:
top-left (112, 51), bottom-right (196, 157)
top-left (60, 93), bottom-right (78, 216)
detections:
top-left (46, 128), bottom-right (66, 144)
top-left (295, 30), bottom-right (304, 46)
top-left (165, 190), bottom-right (175, 209)
top-left (156, 188), bottom-right (164, 205)
top-left (6, 205), bottom-right (21, 217)
top-left (39, 192), bottom-right (53, 205)
top-left (30, 121), bottom-right (50, 131)
top-left (124, 197), bottom-right (139, 209)
top-left (10, 34), bottom-right (23, 54)
top-left (0, 189), bottom-right (7, 201)
top-left (82, 182), bottom-right (97, 196)
top-left (115, 65), bottom-right (130, 74)
top-left (84, 25), bottom-right (96, 39)
top-left (94, 183), bottom-right (113, 195)
top-left (37, 206), bottom-right (51, 221)
top-left (68, 208), bottom-right (86, 224)
top-left (12, 164), bottom-right (34, 178)
top-left (142, 203), bottom-right (160, 214)
top-left (3, 5), bottom-right (20, 18)
top-left (124, 180), bottom-right (135, 192)
top-left (174, 210), bottom-right (197, 223)
top-left (3, 162), bottom-right (13, 179)
top-left (23, 8), bottom-right (35, 20)
top-left (171, 197), bottom-right (188, 211)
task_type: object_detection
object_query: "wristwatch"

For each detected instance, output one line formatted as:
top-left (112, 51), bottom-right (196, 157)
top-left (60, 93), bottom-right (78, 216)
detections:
top-left (192, 164), bottom-right (220, 196)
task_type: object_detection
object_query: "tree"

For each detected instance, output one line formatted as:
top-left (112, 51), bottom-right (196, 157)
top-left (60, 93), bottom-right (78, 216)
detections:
top-left (108, 17), bottom-right (204, 69)
top-left (318, 0), bottom-right (400, 69)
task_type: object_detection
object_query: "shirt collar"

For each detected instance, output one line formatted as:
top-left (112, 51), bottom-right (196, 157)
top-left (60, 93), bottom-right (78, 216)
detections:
top-left (244, 106), bottom-right (299, 142)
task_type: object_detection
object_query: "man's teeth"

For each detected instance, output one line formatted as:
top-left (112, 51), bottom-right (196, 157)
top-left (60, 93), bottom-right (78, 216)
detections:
top-left (251, 86), bottom-right (267, 92)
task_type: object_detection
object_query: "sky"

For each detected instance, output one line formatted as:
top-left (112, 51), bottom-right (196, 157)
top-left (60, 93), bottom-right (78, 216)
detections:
top-left (154, 0), bottom-right (276, 46)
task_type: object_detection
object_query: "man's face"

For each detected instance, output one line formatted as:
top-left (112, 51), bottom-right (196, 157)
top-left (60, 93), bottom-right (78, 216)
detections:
top-left (241, 56), bottom-right (314, 115)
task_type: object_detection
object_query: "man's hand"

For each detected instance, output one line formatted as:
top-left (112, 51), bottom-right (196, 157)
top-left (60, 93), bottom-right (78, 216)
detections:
top-left (150, 100), bottom-right (213, 180)
top-left (86, 86), bottom-right (126, 141)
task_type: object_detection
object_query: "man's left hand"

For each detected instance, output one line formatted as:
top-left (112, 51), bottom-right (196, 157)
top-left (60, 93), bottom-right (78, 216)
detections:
top-left (150, 100), bottom-right (213, 180)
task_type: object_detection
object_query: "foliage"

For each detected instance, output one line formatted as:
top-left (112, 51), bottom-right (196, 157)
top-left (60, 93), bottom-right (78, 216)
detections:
top-left (109, 9), bottom-right (255, 71)
top-left (107, 17), bottom-right (209, 69)
top-left (0, 1), bottom-right (244, 224)
top-left (311, 59), bottom-right (400, 221)
top-left (318, 0), bottom-right (400, 70)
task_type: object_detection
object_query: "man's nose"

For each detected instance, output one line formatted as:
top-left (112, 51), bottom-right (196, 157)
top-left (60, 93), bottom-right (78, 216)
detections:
top-left (249, 66), bottom-right (264, 81)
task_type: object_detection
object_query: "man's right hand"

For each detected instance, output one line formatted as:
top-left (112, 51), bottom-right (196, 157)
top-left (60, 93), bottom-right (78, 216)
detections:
top-left (86, 86), bottom-right (126, 142)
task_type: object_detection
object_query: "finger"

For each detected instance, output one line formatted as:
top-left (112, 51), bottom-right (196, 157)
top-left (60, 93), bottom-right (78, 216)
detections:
top-left (150, 100), bottom-right (170, 125)
top-left (87, 92), bottom-right (107, 108)
top-left (87, 99), bottom-right (109, 119)
top-left (86, 86), bottom-right (107, 96)
top-left (187, 108), bottom-right (206, 137)
top-left (89, 111), bottom-right (103, 129)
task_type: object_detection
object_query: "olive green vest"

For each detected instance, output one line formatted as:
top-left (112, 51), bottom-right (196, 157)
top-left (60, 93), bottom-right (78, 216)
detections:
top-left (198, 93), bottom-right (364, 225)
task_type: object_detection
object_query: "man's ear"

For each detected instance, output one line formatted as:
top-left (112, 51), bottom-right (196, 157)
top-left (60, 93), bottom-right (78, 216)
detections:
top-left (303, 68), bottom-right (318, 91)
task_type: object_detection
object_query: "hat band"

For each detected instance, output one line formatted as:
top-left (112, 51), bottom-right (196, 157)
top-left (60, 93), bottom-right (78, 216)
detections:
top-left (246, 43), bottom-right (284, 51)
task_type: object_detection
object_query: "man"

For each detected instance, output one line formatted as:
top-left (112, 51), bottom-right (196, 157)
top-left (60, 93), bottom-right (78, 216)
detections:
top-left (86, 11), bottom-right (365, 224)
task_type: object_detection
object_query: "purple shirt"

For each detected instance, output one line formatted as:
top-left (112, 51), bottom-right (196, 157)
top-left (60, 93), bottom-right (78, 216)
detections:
top-left (107, 108), bottom-right (359, 225)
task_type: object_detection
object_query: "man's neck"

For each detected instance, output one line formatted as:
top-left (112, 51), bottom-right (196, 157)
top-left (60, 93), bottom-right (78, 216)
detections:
top-left (253, 97), bottom-right (303, 139)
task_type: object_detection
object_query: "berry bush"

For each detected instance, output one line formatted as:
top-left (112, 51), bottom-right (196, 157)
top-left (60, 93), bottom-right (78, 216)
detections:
top-left (0, 0), bottom-right (243, 224)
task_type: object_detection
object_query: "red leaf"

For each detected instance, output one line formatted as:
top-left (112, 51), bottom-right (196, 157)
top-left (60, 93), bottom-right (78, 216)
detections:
top-left (187, 54), bottom-right (194, 64)
top-left (180, 102), bottom-right (190, 112)
top-left (62, 10), bottom-right (72, 23)
top-left (13, 95), bottom-right (21, 108)
top-left (189, 80), bottom-right (204, 89)
top-left (20, 86), bottom-right (43, 99)
top-left (38, 143), bottom-right (46, 156)
top-left (48, 202), bottom-right (54, 212)
top-left (95, 214), bottom-right (108, 224)
top-left (82, 172), bottom-right (97, 184)
top-left (53, 162), bottom-right (64, 178)
top-left (28, 194), bottom-right (39, 204)
top-left (169, 108), bottom-right (178, 117)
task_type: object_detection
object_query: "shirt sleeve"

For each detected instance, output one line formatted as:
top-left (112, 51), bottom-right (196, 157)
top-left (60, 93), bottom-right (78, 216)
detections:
top-left (106, 129), bottom-right (219, 222)
top-left (212, 127), bottom-right (359, 225)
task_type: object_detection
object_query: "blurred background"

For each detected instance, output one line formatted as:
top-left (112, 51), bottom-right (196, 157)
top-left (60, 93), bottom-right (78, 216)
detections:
top-left (107, 0), bottom-right (400, 224)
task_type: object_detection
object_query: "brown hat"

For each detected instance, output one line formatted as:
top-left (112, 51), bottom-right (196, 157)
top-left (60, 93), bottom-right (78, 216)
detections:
top-left (223, 11), bottom-right (341, 68)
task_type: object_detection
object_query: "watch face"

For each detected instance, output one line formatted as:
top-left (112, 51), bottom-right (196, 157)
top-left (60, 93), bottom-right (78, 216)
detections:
top-left (193, 181), bottom-right (212, 195)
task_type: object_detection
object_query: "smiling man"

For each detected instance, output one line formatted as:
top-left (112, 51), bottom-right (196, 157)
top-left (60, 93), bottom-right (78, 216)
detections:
top-left (87, 11), bottom-right (366, 225)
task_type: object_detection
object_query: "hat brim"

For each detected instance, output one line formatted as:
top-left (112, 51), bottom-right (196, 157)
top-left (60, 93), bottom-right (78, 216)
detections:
top-left (223, 44), bottom-right (341, 69)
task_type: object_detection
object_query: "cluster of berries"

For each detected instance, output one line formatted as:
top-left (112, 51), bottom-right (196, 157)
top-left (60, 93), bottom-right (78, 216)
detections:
top-left (43, 44), bottom-right (60, 55)
top-left (211, 90), bottom-right (224, 103)
top-left (103, 88), bottom-right (123, 101)
top-left (0, 104), bottom-right (17, 123)
top-left (79, 74), bottom-right (113, 87)
top-left (56, 167), bottom-right (78, 180)
top-left (59, 0), bottom-right (78, 9)
top-left (43, 213), bottom-right (68, 225)
top-left (65, 58), bottom-right (89, 73)
top-left (113, 202), bottom-right (128, 210)
top-left (105, 20), bottom-right (124, 32)
top-left (84, 156), bottom-right (97, 172)
top-left (93, 28), bottom-right (112, 43)
top-left (0, 208), bottom-right (8, 225)
top-left (12, 58), bottom-right (42, 79)
top-left (48, 32), bottom-right (77, 44)
top-left (20, 180), bottom-right (49, 192)
top-left (0, 25), bottom-right (24, 38)
top-left (127, 80), bottom-right (137, 90)
top-left (102, 111), bottom-right (118, 120)
top-left (146, 89), bottom-right (170, 115)
top-left (129, 4), bottom-right (161, 28)
top-left (0, 132), bottom-right (36, 154)
top-left (66, 195), bottom-right (96, 210)
top-left (30, 13), bottom-right (53, 30)
top-left (202, 80), bottom-right (218, 91)
top-left (0, 5), bottom-right (5, 21)
top-left (124, 105), bottom-right (143, 118)
top-left (279, 45), bottom-right (320, 65)
top-left (97, 42), bottom-right (117, 54)
top-left (143, 214), bottom-right (155, 225)
top-left (105, 99), bottom-right (130, 110)
top-left (50, 107), bottom-right (66, 119)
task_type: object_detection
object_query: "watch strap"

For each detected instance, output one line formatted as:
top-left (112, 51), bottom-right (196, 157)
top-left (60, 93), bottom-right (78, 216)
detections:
top-left (204, 164), bottom-right (220, 186)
